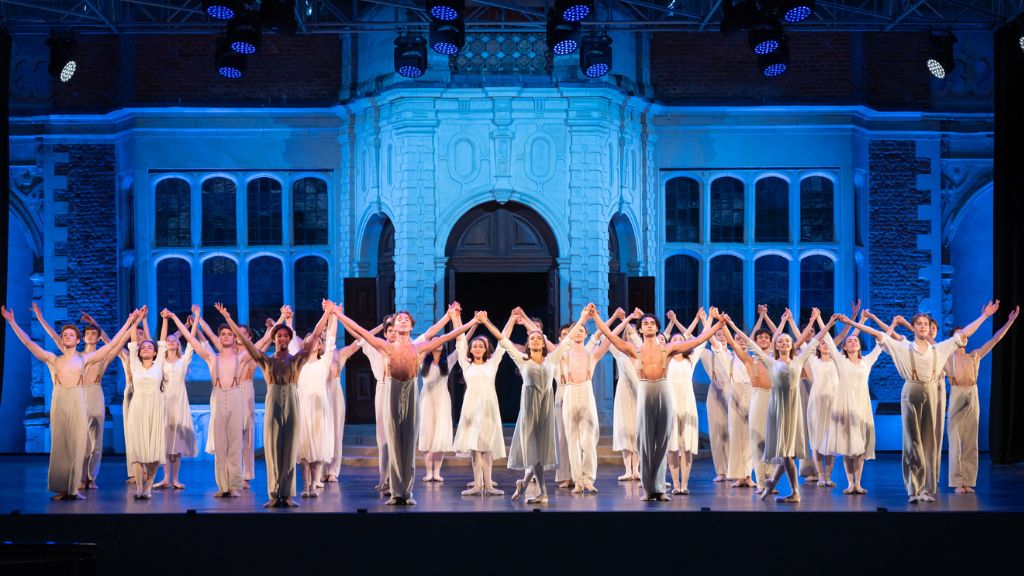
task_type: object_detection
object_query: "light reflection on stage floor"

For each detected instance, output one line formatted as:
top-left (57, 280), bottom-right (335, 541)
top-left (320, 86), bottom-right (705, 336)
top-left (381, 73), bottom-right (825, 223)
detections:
top-left (2, 453), bottom-right (1022, 514)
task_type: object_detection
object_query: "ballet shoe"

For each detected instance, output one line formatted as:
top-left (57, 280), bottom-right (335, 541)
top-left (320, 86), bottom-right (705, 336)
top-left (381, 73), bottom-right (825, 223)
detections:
top-left (632, 473), bottom-right (642, 481)
top-left (484, 487), bottom-right (504, 496)
top-left (843, 486), bottom-right (856, 495)
top-left (213, 491), bottom-right (228, 498)
top-left (965, 487), bottom-right (975, 493)
top-left (919, 493), bottom-right (936, 503)
top-left (511, 479), bottom-right (525, 501)
top-left (133, 493), bottom-right (143, 500)
top-left (908, 496), bottom-right (920, 504)
top-left (423, 475), bottom-right (434, 482)
top-left (228, 490), bottom-right (241, 498)
top-left (325, 474), bottom-right (338, 483)
top-left (153, 481), bottom-right (170, 490)
top-left (760, 481), bottom-right (776, 501)
top-left (85, 481), bottom-right (98, 490)
top-left (434, 475), bottom-right (444, 482)
top-left (172, 483), bottom-right (186, 490)
top-left (775, 494), bottom-right (801, 504)
top-left (301, 491), bottom-right (311, 498)
top-left (712, 474), bottom-right (727, 482)
top-left (125, 477), bottom-right (136, 484)
top-left (583, 482), bottom-right (598, 493)
top-left (954, 487), bottom-right (967, 494)
top-left (310, 490), bottom-right (319, 498)
top-left (571, 484), bottom-right (584, 494)
top-left (461, 486), bottom-right (482, 496)
top-left (825, 480), bottom-right (836, 487)
top-left (373, 483), bottom-right (389, 491)
top-left (526, 493), bottom-right (548, 504)
top-left (143, 491), bottom-right (152, 500)
top-left (618, 473), bottom-right (633, 482)
top-left (816, 480), bottom-right (826, 487)
top-left (854, 486), bottom-right (868, 495)
top-left (466, 480), bottom-right (477, 488)
top-left (805, 475), bottom-right (819, 483)
top-left (671, 488), bottom-right (685, 495)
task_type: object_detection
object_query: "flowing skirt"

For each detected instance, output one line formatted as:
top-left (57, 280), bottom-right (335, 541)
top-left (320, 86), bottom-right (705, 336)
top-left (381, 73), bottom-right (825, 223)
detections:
top-left (327, 377), bottom-right (346, 476)
top-left (298, 380), bottom-right (334, 463)
top-left (668, 378), bottom-right (699, 455)
top-left (806, 382), bottom-right (835, 456)
top-left (508, 383), bottom-right (556, 470)
top-left (164, 384), bottom-right (197, 457)
top-left (126, 388), bottom-right (166, 465)
top-left (418, 376), bottom-right (454, 453)
top-left (764, 382), bottom-right (806, 464)
top-left (825, 381), bottom-right (875, 459)
top-left (49, 386), bottom-right (88, 495)
top-left (453, 381), bottom-right (506, 457)
top-left (612, 376), bottom-right (638, 453)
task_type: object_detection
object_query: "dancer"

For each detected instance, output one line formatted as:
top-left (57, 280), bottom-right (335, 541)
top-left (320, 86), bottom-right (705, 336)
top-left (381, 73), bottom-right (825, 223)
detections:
top-left (819, 311), bottom-right (882, 495)
top-left (720, 317), bottom-right (772, 492)
top-left (742, 308), bottom-right (826, 504)
top-left (608, 308), bottom-right (643, 481)
top-left (505, 307), bottom-right (588, 503)
top-left (452, 308), bottom-right (511, 496)
top-left (153, 310), bottom-right (199, 490)
top-left (945, 305), bottom-right (1018, 493)
top-left (324, 336), bottom-right (363, 483)
top-left (845, 302), bottom-right (996, 503)
top-left (592, 306), bottom-right (724, 501)
top-left (699, 319), bottom-right (733, 482)
top-left (296, 312), bottom-right (338, 497)
top-left (2, 306), bottom-right (136, 500)
top-left (721, 313), bottom-right (756, 489)
top-left (167, 306), bottom-right (247, 498)
top-left (117, 320), bottom-right (150, 483)
top-left (336, 303), bottom-right (479, 505)
top-left (125, 313), bottom-right (168, 500)
top-left (418, 345), bottom-right (456, 482)
top-left (666, 310), bottom-right (708, 494)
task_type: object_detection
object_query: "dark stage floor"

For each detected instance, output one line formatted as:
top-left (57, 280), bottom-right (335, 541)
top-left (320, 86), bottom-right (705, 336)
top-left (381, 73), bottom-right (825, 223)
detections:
top-left (1, 453), bottom-right (1022, 513)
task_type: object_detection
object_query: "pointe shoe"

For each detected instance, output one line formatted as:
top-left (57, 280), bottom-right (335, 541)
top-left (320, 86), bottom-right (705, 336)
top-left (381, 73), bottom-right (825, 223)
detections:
top-left (511, 479), bottom-right (525, 501)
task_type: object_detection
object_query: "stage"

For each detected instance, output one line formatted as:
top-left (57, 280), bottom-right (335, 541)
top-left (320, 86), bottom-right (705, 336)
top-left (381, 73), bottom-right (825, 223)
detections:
top-left (1, 453), bottom-right (1022, 574)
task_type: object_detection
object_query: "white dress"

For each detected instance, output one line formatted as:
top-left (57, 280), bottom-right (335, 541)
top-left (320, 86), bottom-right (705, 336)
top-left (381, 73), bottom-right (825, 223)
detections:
top-left (161, 345), bottom-right (198, 457)
top-left (297, 332), bottom-right (336, 464)
top-left (417, 353), bottom-right (455, 453)
top-left (823, 337), bottom-right (880, 459)
top-left (805, 355), bottom-right (838, 456)
top-left (750, 338), bottom-right (818, 464)
top-left (452, 335), bottom-right (507, 457)
top-left (502, 338), bottom-right (569, 470)
top-left (666, 343), bottom-right (706, 455)
top-left (610, 341), bottom-right (640, 453)
top-left (125, 342), bottom-right (167, 465)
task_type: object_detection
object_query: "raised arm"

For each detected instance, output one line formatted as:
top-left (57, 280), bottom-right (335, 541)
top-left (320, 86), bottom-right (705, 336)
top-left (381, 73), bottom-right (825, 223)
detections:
top-left (2, 306), bottom-right (58, 363)
top-left (416, 313), bottom-right (480, 356)
top-left (86, 310), bottom-right (141, 366)
top-left (664, 310), bottom-right (683, 339)
top-left (159, 313), bottom-right (170, 344)
top-left (31, 303), bottom-right (64, 349)
top-left (80, 311), bottom-right (112, 344)
top-left (720, 321), bottom-right (747, 359)
top-left (971, 304), bottom-right (1016, 359)
top-left (833, 299), bottom-right (862, 344)
top-left (592, 309), bottom-right (628, 362)
top-left (215, 302), bottom-right (265, 363)
top-left (665, 310), bottom-right (724, 355)
top-left (166, 308), bottom-right (213, 363)
top-left (957, 300), bottom-right (1000, 341)
top-left (793, 309), bottom-right (821, 349)
top-left (478, 311), bottom-right (514, 341)
top-left (589, 304), bottom-right (636, 357)
top-left (196, 315), bottom-right (224, 353)
top-left (683, 309), bottom-right (701, 337)
top-left (334, 307), bottom-right (390, 353)
top-left (841, 313), bottom-right (888, 341)
top-left (294, 301), bottom-right (336, 364)
top-left (417, 305), bottom-right (454, 342)
top-left (749, 304), bottom-right (767, 339)
top-left (773, 309), bottom-right (791, 341)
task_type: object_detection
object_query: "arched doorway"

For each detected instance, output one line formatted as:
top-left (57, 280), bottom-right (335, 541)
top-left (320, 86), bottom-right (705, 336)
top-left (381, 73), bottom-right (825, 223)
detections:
top-left (445, 202), bottom-right (559, 423)
top-left (608, 213), bottom-right (653, 316)
top-left (344, 215), bottom-right (396, 423)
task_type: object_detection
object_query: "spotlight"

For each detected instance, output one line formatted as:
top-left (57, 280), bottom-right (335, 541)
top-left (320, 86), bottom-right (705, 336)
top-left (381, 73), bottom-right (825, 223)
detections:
top-left (720, 0), bottom-right (759, 37)
top-left (260, 0), bottom-right (299, 35)
top-left (781, 0), bottom-right (815, 23)
top-left (580, 34), bottom-right (612, 78)
top-left (426, 0), bottom-right (465, 22)
top-left (203, 0), bottom-right (240, 21)
top-left (430, 19), bottom-right (465, 55)
top-left (926, 32), bottom-right (956, 79)
top-left (555, 0), bottom-right (594, 23)
top-left (749, 21), bottom-right (783, 55)
top-left (228, 10), bottom-right (262, 54)
top-left (47, 34), bottom-right (76, 83)
top-left (394, 34), bottom-right (427, 78)
top-left (758, 40), bottom-right (789, 77)
top-left (547, 11), bottom-right (581, 56)
top-left (215, 38), bottom-right (247, 79)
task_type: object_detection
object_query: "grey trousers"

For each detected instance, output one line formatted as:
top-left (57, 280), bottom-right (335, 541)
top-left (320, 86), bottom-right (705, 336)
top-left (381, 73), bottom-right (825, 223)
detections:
top-left (900, 381), bottom-right (936, 497)
top-left (947, 386), bottom-right (979, 488)
top-left (212, 387), bottom-right (244, 493)
top-left (265, 384), bottom-right (300, 501)
top-left (637, 379), bottom-right (674, 496)
top-left (385, 378), bottom-right (418, 500)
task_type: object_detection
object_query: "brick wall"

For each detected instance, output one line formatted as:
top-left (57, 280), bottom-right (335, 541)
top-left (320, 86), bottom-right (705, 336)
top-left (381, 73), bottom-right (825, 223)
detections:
top-left (650, 31), bottom-right (933, 109)
top-left (867, 140), bottom-right (933, 403)
top-left (52, 144), bottom-right (120, 401)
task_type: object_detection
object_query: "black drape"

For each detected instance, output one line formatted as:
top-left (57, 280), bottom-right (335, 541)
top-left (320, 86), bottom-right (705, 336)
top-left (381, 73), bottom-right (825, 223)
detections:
top-left (0, 27), bottom-right (12, 405)
top-left (990, 20), bottom-right (1024, 464)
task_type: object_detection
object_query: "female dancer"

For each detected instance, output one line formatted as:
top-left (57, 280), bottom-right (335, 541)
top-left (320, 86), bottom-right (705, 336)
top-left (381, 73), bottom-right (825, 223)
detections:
top-left (296, 312), bottom-right (338, 498)
top-left (454, 309), bottom-right (512, 496)
top-left (2, 306), bottom-right (136, 500)
top-left (154, 310), bottom-right (199, 490)
top-left (719, 318), bottom-right (771, 492)
top-left (945, 305), bottom-right (1018, 493)
top-left (666, 310), bottom-right (708, 494)
top-left (125, 311), bottom-right (168, 500)
top-left (592, 307), bottom-right (724, 501)
top-left (742, 308), bottom-right (827, 503)
top-left (504, 307), bottom-right (589, 503)
top-left (608, 308), bottom-right (642, 481)
top-left (323, 336), bottom-right (363, 483)
top-left (218, 300), bottom-right (334, 507)
top-left (418, 345), bottom-right (456, 482)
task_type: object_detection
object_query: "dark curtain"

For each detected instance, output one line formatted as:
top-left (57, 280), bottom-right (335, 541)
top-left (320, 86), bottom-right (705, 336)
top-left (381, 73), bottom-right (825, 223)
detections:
top-left (990, 20), bottom-right (1024, 464)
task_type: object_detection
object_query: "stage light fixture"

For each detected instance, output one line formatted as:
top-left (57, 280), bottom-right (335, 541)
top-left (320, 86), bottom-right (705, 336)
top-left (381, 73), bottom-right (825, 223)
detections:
top-left (781, 1), bottom-right (814, 23)
top-left (580, 34), bottom-right (612, 78)
top-left (47, 34), bottom-right (76, 83)
top-left (749, 21), bottom-right (783, 55)
top-left (426, 0), bottom-right (465, 22)
top-left (720, 0), bottom-right (759, 37)
top-left (547, 11), bottom-right (581, 56)
top-left (430, 19), bottom-right (465, 55)
top-left (394, 34), bottom-right (427, 78)
top-left (203, 0), bottom-right (240, 21)
top-left (215, 38), bottom-right (247, 79)
top-left (228, 10), bottom-right (262, 54)
top-left (556, 0), bottom-right (594, 23)
top-left (260, 0), bottom-right (299, 35)
top-left (757, 40), bottom-right (789, 77)
top-left (926, 32), bottom-right (956, 79)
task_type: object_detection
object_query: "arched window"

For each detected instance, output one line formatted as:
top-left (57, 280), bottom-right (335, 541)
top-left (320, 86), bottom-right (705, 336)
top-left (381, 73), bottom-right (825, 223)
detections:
top-left (800, 255), bottom-right (835, 325)
top-left (202, 256), bottom-right (237, 323)
top-left (156, 258), bottom-right (191, 318)
top-left (754, 255), bottom-right (789, 320)
top-left (755, 177), bottom-right (789, 242)
top-left (665, 177), bottom-right (700, 243)
top-left (294, 256), bottom-right (328, 336)
top-left (293, 178), bottom-right (328, 246)
top-left (664, 254), bottom-right (699, 322)
top-left (247, 178), bottom-right (282, 245)
top-left (710, 255), bottom-right (744, 321)
top-left (248, 256), bottom-right (283, 337)
top-left (710, 177), bottom-right (744, 242)
top-left (202, 177), bottom-right (237, 246)
top-left (155, 178), bottom-right (191, 247)
top-left (801, 176), bottom-right (834, 242)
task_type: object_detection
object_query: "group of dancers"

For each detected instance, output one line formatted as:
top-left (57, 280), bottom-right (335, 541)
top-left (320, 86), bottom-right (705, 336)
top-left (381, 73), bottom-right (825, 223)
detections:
top-left (2, 293), bottom-right (1016, 506)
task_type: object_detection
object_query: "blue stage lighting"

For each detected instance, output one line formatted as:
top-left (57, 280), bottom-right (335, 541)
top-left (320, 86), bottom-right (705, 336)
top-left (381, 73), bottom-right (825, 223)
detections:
top-left (215, 38), bottom-right (247, 79)
top-left (758, 41), bottom-right (789, 78)
top-left (580, 34), bottom-right (612, 78)
top-left (426, 0), bottom-right (464, 22)
top-left (204, 1), bottom-right (238, 20)
top-left (749, 22), bottom-right (783, 55)
top-left (47, 34), bottom-right (77, 83)
top-left (395, 34), bottom-right (427, 78)
top-left (557, 0), bottom-right (594, 22)
top-left (926, 32), bottom-right (956, 79)
top-left (784, 5), bottom-right (813, 23)
top-left (430, 19), bottom-right (465, 56)
top-left (547, 11), bottom-right (581, 55)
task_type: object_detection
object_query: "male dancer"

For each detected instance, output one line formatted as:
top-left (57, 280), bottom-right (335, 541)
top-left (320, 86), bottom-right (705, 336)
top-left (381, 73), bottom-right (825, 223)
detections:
top-left (336, 303), bottom-right (480, 505)
top-left (592, 306), bottom-right (725, 501)
top-left (700, 322), bottom-right (733, 482)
